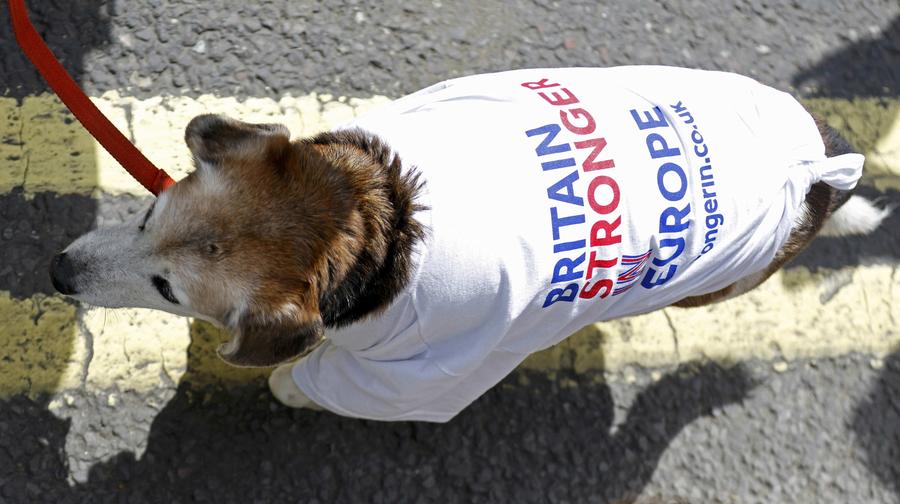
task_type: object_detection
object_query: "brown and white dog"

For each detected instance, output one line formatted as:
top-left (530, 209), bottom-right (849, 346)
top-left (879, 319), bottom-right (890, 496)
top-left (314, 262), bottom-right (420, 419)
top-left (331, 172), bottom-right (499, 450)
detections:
top-left (50, 74), bottom-right (888, 414)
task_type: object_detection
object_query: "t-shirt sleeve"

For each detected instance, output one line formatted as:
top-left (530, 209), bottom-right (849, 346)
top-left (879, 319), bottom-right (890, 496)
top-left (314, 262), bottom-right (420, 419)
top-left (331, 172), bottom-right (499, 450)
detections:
top-left (290, 339), bottom-right (468, 423)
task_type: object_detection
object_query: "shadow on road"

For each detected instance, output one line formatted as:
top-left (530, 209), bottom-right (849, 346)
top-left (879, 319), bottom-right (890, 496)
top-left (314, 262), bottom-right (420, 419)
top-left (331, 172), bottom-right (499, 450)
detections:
top-left (793, 16), bottom-right (900, 498)
top-left (0, 0), bottom-right (109, 402)
top-left (852, 349), bottom-right (900, 500)
top-left (787, 14), bottom-right (899, 272)
top-left (791, 19), bottom-right (900, 497)
top-left (0, 1), bottom-right (109, 295)
top-left (0, 1), bottom-right (113, 100)
top-left (792, 16), bottom-right (898, 99)
top-left (0, 345), bottom-right (754, 503)
top-left (788, 183), bottom-right (899, 273)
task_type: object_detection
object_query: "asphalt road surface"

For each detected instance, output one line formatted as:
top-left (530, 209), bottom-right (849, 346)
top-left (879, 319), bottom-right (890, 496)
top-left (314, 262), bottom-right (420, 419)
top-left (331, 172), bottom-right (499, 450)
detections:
top-left (0, 1), bottom-right (898, 503)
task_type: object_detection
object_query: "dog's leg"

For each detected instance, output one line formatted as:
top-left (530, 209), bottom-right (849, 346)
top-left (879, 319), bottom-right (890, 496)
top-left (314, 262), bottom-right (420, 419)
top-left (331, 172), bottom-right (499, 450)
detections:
top-left (268, 363), bottom-right (323, 410)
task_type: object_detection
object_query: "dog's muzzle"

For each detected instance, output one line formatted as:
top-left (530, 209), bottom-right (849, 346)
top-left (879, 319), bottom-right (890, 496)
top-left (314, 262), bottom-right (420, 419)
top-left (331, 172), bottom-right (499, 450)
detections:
top-left (49, 252), bottom-right (78, 295)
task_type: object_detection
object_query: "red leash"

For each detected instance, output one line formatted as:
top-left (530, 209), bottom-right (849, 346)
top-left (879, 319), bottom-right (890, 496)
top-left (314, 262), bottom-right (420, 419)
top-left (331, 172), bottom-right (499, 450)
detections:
top-left (8, 0), bottom-right (175, 196)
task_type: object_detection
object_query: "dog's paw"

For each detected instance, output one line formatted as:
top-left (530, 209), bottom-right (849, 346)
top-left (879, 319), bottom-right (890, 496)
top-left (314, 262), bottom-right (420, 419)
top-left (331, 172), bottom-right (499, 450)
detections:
top-left (268, 363), bottom-right (322, 410)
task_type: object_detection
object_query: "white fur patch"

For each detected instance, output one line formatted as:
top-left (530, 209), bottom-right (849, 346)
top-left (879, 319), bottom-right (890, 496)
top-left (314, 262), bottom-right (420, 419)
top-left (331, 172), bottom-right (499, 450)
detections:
top-left (820, 196), bottom-right (892, 237)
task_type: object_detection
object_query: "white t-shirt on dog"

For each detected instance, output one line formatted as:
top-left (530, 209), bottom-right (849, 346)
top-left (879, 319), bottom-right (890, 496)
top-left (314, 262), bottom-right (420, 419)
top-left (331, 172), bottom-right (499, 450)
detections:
top-left (292, 67), bottom-right (864, 422)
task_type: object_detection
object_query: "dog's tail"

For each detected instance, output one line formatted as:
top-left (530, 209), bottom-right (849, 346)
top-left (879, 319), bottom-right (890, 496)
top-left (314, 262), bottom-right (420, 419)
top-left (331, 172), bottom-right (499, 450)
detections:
top-left (820, 195), bottom-right (892, 237)
top-left (813, 117), bottom-right (891, 237)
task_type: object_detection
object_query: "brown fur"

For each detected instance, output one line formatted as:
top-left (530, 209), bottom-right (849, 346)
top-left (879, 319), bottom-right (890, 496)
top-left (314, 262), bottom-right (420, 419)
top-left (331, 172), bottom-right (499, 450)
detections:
top-left (304, 130), bottom-right (428, 328)
top-left (175, 115), bottom-right (425, 366)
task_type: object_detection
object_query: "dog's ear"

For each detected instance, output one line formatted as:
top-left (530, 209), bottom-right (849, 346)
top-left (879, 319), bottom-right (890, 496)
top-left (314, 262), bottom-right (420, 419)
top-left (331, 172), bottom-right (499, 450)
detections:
top-left (185, 114), bottom-right (290, 164)
top-left (218, 296), bottom-right (324, 368)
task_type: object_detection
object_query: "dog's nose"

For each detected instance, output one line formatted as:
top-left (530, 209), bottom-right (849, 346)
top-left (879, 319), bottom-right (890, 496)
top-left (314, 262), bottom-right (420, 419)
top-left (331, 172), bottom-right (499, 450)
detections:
top-left (49, 252), bottom-right (78, 295)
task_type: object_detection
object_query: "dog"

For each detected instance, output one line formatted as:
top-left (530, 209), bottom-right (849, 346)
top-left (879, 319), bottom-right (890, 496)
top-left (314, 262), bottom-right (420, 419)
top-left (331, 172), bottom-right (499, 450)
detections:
top-left (51, 67), bottom-right (888, 422)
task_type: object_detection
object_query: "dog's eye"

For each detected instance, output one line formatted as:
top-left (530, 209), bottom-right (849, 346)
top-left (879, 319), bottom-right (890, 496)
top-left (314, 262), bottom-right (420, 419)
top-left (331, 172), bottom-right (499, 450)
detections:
top-left (151, 275), bottom-right (179, 305)
top-left (138, 202), bottom-right (156, 232)
top-left (205, 243), bottom-right (220, 256)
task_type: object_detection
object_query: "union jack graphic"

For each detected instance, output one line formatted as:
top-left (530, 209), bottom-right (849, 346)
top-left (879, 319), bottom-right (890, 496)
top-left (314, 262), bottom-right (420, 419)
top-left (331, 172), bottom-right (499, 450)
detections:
top-left (612, 250), bottom-right (652, 296)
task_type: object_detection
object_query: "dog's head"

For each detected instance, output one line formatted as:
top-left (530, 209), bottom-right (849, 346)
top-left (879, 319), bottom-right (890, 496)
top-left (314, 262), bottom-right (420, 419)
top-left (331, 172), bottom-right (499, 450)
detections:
top-left (51, 115), bottom-right (366, 367)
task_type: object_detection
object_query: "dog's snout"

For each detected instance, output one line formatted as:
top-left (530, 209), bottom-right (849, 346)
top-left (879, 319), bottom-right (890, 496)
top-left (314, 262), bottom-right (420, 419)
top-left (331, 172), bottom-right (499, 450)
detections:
top-left (50, 252), bottom-right (78, 295)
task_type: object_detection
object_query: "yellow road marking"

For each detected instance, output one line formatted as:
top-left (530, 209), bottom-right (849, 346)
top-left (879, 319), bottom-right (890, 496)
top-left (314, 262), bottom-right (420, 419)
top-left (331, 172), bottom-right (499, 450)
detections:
top-left (0, 96), bottom-right (98, 195)
top-left (523, 265), bottom-right (899, 373)
top-left (0, 93), bottom-right (392, 195)
top-left (80, 305), bottom-right (189, 391)
top-left (0, 293), bottom-right (84, 396)
top-left (804, 98), bottom-right (900, 191)
top-left (872, 110), bottom-right (900, 184)
top-left (2, 262), bottom-right (896, 395)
